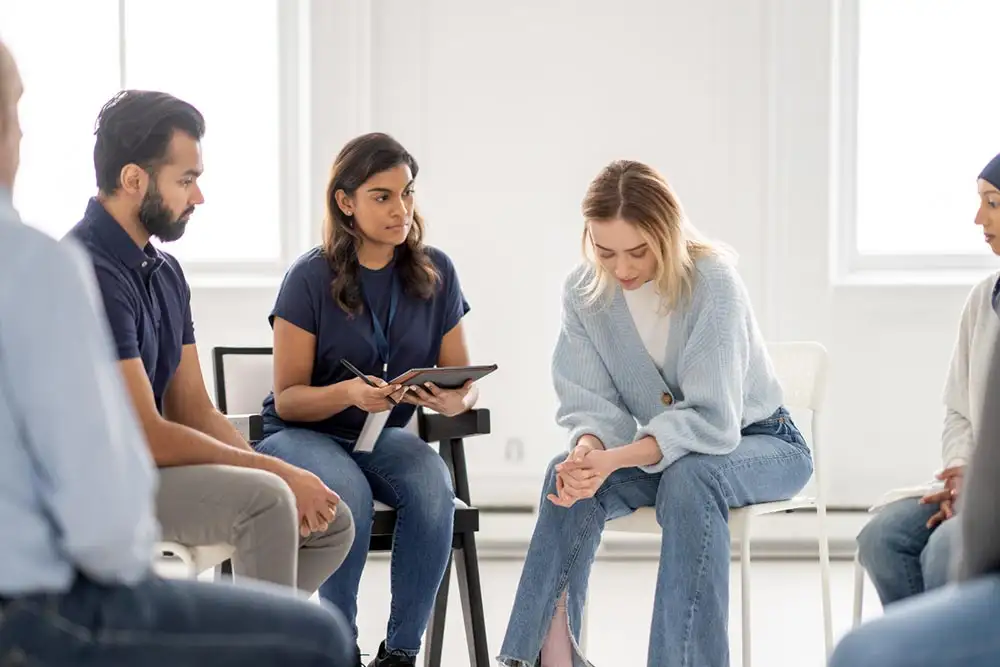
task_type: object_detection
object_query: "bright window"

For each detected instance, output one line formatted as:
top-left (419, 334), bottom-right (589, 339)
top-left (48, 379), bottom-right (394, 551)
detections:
top-left (1, 0), bottom-right (282, 263)
top-left (1, 1), bottom-right (120, 242)
top-left (854, 0), bottom-right (1000, 259)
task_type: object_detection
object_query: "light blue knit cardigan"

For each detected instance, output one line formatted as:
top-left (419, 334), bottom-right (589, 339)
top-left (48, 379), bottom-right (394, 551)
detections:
top-left (552, 254), bottom-right (783, 473)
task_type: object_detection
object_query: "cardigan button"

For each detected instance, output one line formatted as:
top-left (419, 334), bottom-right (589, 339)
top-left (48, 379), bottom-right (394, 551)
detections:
top-left (662, 392), bottom-right (673, 406)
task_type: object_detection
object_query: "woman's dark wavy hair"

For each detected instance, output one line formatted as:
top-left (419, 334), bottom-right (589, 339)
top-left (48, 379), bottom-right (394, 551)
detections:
top-left (323, 132), bottom-right (438, 316)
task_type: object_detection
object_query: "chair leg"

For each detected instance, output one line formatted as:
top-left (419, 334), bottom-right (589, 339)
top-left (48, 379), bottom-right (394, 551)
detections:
top-left (739, 516), bottom-right (753, 667)
top-left (817, 505), bottom-right (834, 657)
top-left (423, 552), bottom-right (452, 667)
top-left (455, 532), bottom-right (490, 667)
top-left (852, 550), bottom-right (865, 628)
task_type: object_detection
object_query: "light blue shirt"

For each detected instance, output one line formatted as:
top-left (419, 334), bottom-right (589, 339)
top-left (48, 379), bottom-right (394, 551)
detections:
top-left (0, 189), bottom-right (158, 595)
top-left (552, 254), bottom-right (784, 474)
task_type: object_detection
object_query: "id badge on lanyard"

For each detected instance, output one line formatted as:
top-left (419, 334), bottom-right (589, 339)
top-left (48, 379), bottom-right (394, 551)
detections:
top-left (363, 277), bottom-right (399, 379)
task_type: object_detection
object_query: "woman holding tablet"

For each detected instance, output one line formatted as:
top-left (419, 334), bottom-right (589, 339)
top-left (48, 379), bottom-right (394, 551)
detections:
top-left (498, 160), bottom-right (813, 667)
top-left (256, 132), bottom-right (476, 667)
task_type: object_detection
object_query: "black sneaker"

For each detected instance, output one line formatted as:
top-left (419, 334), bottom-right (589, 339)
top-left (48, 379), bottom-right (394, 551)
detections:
top-left (367, 640), bottom-right (416, 667)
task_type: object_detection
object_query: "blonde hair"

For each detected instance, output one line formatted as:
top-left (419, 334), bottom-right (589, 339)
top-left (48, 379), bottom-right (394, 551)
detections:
top-left (580, 159), bottom-right (725, 308)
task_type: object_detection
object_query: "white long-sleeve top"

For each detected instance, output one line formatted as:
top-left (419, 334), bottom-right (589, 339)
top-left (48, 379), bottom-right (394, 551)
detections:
top-left (942, 271), bottom-right (1000, 468)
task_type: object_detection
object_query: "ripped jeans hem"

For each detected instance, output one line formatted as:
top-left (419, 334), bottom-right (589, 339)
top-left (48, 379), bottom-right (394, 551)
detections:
top-left (496, 655), bottom-right (535, 667)
top-left (497, 654), bottom-right (596, 667)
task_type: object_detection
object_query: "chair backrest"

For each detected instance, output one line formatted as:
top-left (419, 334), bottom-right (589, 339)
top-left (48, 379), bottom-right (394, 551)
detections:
top-left (766, 341), bottom-right (828, 415)
top-left (766, 342), bottom-right (829, 500)
top-left (213, 347), bottom-right (274, 415)
top-left (212, 345), bottom-right (423, 437)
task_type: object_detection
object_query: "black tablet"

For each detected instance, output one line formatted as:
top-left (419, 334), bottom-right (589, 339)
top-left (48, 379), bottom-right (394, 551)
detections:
top-left (391, 364), bottom-right (498, 390)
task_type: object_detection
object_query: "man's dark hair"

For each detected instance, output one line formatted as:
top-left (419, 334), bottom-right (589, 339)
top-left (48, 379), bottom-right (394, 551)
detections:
top-left (93, 90), bottom-right (205, 195)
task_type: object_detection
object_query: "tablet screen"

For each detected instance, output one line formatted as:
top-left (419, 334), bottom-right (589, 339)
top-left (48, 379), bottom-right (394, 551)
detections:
top-left (391, 364), bottom-right (498, 390)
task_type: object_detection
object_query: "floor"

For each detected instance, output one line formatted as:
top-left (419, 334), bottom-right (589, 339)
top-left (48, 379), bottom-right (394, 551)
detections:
top-left (350, 556), bottom-right (881, 667)
top-left (164, 510), bottom-right (880, 666)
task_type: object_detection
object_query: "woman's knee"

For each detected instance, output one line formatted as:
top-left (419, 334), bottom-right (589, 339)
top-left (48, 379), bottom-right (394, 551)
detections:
top-left (856, 517), bottom-right (893, 572)
top-left (382, 430), bottom-right (455, 517)
top-left (655, 455), bottom-right (724, 514)
top-left (856, 499), bottom-right (933, 569)
top-left (542, 452), bottom-right (566, 494)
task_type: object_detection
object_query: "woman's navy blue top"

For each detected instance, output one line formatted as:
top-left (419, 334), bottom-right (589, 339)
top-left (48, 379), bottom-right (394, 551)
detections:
top-left (261, 246), bottom-right (469, 440)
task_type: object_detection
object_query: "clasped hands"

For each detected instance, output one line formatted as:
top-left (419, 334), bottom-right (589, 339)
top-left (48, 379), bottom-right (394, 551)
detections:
top-left (919, 465), bottom-right (965, 529)
top-left (547, 441), bottom-right (618, 508)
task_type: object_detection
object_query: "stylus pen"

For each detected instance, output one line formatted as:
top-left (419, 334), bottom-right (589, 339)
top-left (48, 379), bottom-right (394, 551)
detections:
top-left (340, 358), bottom-right (399, 406)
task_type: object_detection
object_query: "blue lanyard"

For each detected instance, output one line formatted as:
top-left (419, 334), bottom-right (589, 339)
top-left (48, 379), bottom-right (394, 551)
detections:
top-left (362, 275), bottom-right (399, 379)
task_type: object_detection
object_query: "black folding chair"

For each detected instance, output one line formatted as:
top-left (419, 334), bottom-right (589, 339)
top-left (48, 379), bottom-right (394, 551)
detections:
top-left (212, 346), bottom-right (491, 666)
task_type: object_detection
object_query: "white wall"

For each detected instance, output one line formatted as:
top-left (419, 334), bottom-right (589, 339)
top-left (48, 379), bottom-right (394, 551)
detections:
top-left (189, 0), bottom-right (995, 509)
top-left (766, 0), bottom-right (1000, 506)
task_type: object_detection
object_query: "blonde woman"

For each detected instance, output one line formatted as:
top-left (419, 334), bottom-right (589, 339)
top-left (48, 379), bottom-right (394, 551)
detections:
top-left (498, 161), bottom-right (813, 667)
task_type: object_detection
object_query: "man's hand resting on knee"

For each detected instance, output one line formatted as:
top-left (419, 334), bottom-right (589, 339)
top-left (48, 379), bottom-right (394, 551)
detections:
top-left (277, 462), bottom-right (341, 537)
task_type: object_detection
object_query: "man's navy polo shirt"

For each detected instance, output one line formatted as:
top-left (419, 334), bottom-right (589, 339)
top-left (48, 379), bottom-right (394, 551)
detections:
top-left (66, 198), bottom-right (195, 412)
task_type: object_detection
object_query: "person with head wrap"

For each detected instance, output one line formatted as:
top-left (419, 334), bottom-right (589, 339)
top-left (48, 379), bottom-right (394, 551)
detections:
top-left (853, 152), bottom-right (1000, 609)
top-left (829, 301), bottom-right (1000, 667)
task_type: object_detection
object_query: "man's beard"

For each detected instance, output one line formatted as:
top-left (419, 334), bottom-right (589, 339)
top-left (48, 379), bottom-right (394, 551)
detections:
top-left (139, 180), bottom-right (193, 242)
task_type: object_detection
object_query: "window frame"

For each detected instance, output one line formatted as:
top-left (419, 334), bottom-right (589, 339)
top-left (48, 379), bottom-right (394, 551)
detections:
top-left (110, 0), bottom-right (310, 283)
top-left (833, 0), bottom-right (1000, 283)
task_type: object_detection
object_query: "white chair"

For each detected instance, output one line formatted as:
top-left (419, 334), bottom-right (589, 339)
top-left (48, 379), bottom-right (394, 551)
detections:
top-left (851, 486), bottom-right (929, 627)
top-left (155, 542), bottom-right (235, 579)
top-left (580, 341), bottom-right (833, 667)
